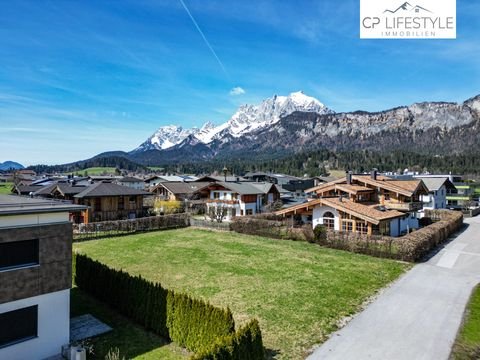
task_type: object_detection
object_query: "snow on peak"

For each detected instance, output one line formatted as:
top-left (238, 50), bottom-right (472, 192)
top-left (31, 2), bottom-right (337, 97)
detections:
top-left (134, 92), bottom-right (333, 151)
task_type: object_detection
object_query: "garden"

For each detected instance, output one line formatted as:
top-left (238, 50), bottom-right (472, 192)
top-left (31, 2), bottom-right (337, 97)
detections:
top-left (73, 227), bottom-right (410, 359)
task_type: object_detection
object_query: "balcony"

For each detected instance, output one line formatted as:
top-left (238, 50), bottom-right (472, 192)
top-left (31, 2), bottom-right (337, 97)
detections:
top-left (206, 199), bottom-right (239, 205)
top-left (384, 201), bottom-right (423, 212)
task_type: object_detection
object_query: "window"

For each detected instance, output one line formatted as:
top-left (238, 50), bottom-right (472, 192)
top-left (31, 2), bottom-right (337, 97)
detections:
top-left (0, 306), bottom-right (38, 348)
top-left (0, 239), bottom-right (39, 271)
top-left (246, 209), bottom-right (253, 215)
top-left (356, 221), bottom-right (368, 234)
top-left (323, 212), bottom-right (335, 230)
top-left (341, 220), bottom-right (353, 232)
top-left (213, 192), bottom-right (220, 199)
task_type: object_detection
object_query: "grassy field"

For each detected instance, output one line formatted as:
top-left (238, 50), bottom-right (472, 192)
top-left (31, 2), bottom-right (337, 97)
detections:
top-left (74, 228), bottom-right (409, 359)
top-left (71, 288), bottom-right (188, 360)
top-left (71, 167), bottom-right (117, 176)
top-left (452, 285), bottom-right (480, 359)
top-left (0, 182), bottom-right (13, 194)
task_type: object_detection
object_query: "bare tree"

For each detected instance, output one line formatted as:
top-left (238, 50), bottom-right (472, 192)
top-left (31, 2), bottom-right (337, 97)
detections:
top-left (205, 203), bottom-right (229, 223)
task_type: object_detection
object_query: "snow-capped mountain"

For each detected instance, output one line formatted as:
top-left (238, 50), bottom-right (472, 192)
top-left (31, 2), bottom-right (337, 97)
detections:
top-left (133, 91), bottom-right (333, 152)
top-left (133, 125), bottom-right (201, 152)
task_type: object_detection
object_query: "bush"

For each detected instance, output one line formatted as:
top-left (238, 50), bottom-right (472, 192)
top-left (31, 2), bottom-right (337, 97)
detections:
top-left (167, 291), bottom-right (235, 353)
top-left (313, 225), bottom-right (327, 243)
top-left (192, 319), bottom-right (264, 360)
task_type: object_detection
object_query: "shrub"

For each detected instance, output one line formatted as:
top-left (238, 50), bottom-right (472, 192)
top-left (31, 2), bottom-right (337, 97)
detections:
top-left (313, 225), bottom-right (327, 243)
top-left (191, 319), bottom-right (264, 360)
top-left (167, 291), bottom-right (235, 353)
top-left (154, 200), bottom-right (184, 215)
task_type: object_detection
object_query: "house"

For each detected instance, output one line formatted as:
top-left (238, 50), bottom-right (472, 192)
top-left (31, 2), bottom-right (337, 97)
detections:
top-left (73, 182), bottom-right (151, 222)
top-left (414, 177), bottom-right (456, 210)
top-left (150, 181), bottom-right (212, 201)
top-left (205, 181), bottom-right (280, 221)
top-left (195, 175), bottom-right (249, 183)
top-left (0, 194), bottom-right (85, 360)
top-left (412, 174), bottom-right (479, 209)
top-left (276, 170), bottom-right (429, 237)
top-left (116, 176), bottom-right (145, 190)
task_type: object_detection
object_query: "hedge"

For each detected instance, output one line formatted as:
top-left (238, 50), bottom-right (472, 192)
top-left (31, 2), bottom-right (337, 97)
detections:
top-left (167, 291), bottom-right (235, 353)
top-left (74, 254), bottom-right (264, 359)
top-left (192, 319), bottom-right (264, 360)
top-left (230, 216), bottom-right (313, 242)
top-left (75, 254), bottom-right (169, 337)
top-left (231, 210), bottom-right (463, 263)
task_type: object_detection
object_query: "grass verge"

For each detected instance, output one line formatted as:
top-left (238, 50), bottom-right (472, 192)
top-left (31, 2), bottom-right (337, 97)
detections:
top-left (451, 284), bottom-right (480, 359)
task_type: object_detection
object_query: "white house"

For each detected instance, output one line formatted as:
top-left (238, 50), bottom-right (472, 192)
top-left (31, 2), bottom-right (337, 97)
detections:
top-left (116, 176), bottom-right (145, 190)
top-left (205, 181), bottom-right (280, 221)
top-left (0, 195), bottom-right (85, 360)
top-left (414, 177), bottom-right (456, 210)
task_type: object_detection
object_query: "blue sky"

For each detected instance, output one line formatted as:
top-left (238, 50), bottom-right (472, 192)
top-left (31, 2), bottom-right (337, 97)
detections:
top-left (0, 0), bottom-right (479, 165)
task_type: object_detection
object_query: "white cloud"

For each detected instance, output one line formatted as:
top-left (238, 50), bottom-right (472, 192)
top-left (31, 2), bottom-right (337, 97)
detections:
top-left (229, 86), bottom-right (246, 96)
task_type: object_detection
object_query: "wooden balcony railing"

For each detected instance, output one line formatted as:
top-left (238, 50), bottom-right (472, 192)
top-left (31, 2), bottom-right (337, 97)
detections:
top-left (384, 201), bottom-right (423, 212)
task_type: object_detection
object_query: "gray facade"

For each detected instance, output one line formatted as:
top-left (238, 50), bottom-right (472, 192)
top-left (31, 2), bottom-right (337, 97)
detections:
top-left (0, 223), bottom-right (72, 304)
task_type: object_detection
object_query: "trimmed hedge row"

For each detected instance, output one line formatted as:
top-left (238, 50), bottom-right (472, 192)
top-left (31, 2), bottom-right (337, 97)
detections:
top-left (192, 319), bottom-right (264, 360)
top-left (74, 254), bottom-right (264, 359)
top-left (231, 210), bottom-right (463, 263)
top-left (396, 209), bottom-right (463, 262)
top-left (167, 291), bottom-right (235, 353)
top-left (230, 216), bottom-right (313, 242)
top-left (75, 254), bottom-right (169, 337)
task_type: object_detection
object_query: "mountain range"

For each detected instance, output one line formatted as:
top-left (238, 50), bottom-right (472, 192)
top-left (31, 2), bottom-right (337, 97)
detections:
top-left (29, 91), bottom-right (480, 172)
top-left (132, 91), bottom-right (332, 153)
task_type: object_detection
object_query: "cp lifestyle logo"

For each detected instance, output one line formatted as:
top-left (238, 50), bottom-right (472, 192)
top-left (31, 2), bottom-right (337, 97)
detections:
top-left (360, 0), bottom-right (456, 39)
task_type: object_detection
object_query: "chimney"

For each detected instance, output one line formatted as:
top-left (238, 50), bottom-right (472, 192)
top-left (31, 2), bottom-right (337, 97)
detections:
top-left (346, 171), bottom-right (352, 185)
top-left (371, 169), bottom-right (377, 180)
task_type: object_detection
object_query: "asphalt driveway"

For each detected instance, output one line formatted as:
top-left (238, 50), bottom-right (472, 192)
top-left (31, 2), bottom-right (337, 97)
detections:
top-left (307, 216), bottom-right (480, 360)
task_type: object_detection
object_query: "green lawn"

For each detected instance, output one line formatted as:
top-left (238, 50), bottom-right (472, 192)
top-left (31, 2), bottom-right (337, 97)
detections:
top-left (74, 228), bottom-right (410, 359)
top-left (71, 288), bottom-right (188, 360)
top-left (452, 284), bottom-right (480, 359)
top-left (72, 167), bottom-right (117, 176)
top-left (0, 182), bottom-right (13, 194)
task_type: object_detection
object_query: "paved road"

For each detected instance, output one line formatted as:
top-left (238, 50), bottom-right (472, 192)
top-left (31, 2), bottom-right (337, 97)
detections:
top-left (307, 216), bottom-right (480, 360)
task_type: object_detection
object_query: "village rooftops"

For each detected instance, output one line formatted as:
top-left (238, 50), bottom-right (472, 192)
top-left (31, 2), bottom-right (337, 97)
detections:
top-left (74, 182), bottom-right (150, 198)
top-left (33, 183), bottom-right (87, 196)
top-left (0, 194), bottom-right (86, 216)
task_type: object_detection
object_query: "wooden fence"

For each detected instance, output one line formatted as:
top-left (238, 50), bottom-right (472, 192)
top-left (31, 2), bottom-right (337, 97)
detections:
top-left (73, 214), bottom-right (189, 241)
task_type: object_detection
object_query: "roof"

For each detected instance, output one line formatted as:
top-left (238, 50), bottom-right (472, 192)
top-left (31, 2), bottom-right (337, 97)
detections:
top-left (34, 183), bottom-right (87, 196)
top-left (13, 185), bottom-right (43, 194)
top-left (196, 175), bottom-right (249, 182)
top-left (155, 181), bottom-right (212, 195)
top-left (276, 197), bottom-right (405, 225)
top-left (0, 194), bottom-right (86, 216)
top-left (335, 184), bottom-right (374, 195)
top-left (118, 176), bottom-right (143, 183)
top-left (74, 182), bottom-right (150, 198)
top-left (213, 181), bottom-right (269, 195)
top-left (413, 177), bottom-right (456, 192)
top-left (307, 175), bottom-right (428, 197)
